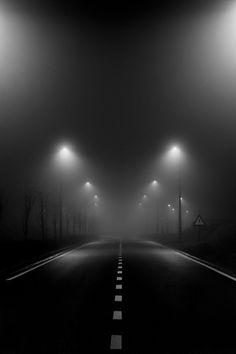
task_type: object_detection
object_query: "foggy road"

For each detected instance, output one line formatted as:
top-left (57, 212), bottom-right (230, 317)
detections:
top-left (1, 239), bottom-right (236, 353)
top-left (2, 0), bottom-right (236, 352)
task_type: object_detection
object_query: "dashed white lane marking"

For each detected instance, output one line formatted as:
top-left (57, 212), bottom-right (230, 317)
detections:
top-left (115, 295), bottom-right (122, 302)
top-left (110, 334), bottom-right (122, 350)
top-left (113, 311), bottom-right (122, 320)
top-left (111, 245), bottom-right (123, 350)
top-left (6, 249), bottom-right (75, 281)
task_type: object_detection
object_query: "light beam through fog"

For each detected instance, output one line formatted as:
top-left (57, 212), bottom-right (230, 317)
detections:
top-left (0, 0), bottom-right (234, 244)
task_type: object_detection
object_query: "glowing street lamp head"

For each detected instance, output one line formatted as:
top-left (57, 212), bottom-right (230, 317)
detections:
top-left (83, 181), bottom-right (95, 197)
top-left (165, 145), bottom-right (182, 166)
top-left (56, 144), bottom-right (77, 171)
top-left (94, 194), bottom-right (98, 200)
top-left (143, 194), bottom-right (147, 200)
top-left (171, 146), bottom-right (180, 155)
top-left (59, 146), bottom-right (70, 156)
top-left (152, 180), bottom-right (158, 186)
top-left (85, 181), bottom-right (91, 188)
top-left (168, 203), bottom-right (171, 208)
top-left (58, 146), bottom-right (73, 161)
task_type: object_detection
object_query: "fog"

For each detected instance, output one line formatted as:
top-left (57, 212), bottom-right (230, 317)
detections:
top-left (0, 0), bottom-right (236, 241)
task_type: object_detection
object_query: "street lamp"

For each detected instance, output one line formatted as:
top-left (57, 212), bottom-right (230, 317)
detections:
top-left (59, 146), bottom-right (71, 160)
top-left (152, 180), bottom-right (158, 186)
top-left (151, 179), bottom-right (160, 234)
top-left (56, 145), bottom-right (74, 239)
top-left (83, 181), bottom-right (94, 234)
top-left (169, 145), bottom-right (182, 243)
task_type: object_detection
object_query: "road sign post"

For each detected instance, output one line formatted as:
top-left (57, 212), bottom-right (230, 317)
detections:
top-left (193, 214), bottom-right (206, 242)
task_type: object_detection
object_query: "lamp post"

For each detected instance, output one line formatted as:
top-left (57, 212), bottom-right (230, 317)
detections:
top-left (142, 194), bottom-right (150, 234)
top-left (84, 181), bottom-right (93, 234)
top-left (170, 146), bottom-right (182, 243)
top-left (137, 201), bottom-right (145, 235)
top-left (56, 146), bottom-right (74, 239)
top-left (178, 158), bottom-right (182, 244)
top-left (59, 177), bottom-right (63, 239)
top-left (151, 180), bottom-right (159, 234)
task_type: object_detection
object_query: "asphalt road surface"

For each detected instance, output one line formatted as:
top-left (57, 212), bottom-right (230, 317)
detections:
top-left (1, 239), bottom-right (236, 353)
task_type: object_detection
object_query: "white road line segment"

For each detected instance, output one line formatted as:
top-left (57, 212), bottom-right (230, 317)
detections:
top-left (113, 311), bottom-right (122, 320)
top-left (115, 295), bottom-right (122, 302)
top-left (110, 335), bottom-right (122, 350)
top-left (177, 251), bottom-right (236, 283)
top-left (6, 249), bottom-right (75, 281)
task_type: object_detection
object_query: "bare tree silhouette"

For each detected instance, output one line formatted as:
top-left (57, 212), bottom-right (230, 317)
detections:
top-left (37, 192), bottom-right (48, 241)
top-left (23, 190), bottom-right (36, 240)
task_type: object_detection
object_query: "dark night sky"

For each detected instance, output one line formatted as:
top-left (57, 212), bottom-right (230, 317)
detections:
top-left (1, 0), bottom-right (236, 219)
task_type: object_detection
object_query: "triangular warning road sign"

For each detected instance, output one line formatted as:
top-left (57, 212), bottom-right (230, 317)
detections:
top-left (194, 214), bottom-right (206, 227)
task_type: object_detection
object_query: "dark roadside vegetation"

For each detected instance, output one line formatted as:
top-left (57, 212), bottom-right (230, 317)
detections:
top-left (151, 220), bottom-right (236, 276)
top-left (1, 220), bottom-right (236, 278)
top-left (0, 234), bottom-right (97, 276)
